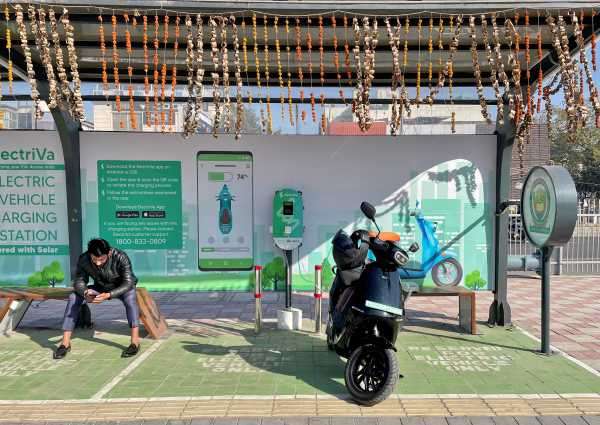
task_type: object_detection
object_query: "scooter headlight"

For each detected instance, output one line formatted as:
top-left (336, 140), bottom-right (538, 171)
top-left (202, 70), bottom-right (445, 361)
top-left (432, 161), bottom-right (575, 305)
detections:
top-left (393, 250), bottom-right (409, 266)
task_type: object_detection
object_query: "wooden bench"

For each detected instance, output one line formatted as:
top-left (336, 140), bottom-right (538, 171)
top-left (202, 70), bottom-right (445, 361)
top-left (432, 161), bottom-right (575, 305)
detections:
top-left (402, 286), bottom-right (477, 335)
top-left (0, 287), bottom-right (168, 339)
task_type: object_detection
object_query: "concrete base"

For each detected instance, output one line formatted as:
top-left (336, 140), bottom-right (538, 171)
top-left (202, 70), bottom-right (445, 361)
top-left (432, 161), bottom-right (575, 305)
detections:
top-left (290, 307), bottom-right (302, 330)
top-left (277, 308), bottom-right (303, 331)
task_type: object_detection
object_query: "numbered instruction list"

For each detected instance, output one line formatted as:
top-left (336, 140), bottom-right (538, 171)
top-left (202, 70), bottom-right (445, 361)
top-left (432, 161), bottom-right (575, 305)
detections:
top-left (98, 160), bottom-right (182, 250)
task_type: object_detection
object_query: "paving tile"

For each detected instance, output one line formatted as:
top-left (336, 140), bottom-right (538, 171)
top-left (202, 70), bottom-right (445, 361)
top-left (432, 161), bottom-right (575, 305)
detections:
top-left (330, 419), bottom-right (356, 425)
top-left (469, 417), bottom-right (496, 425)
top-left (492, 419), bottom-right (518, 425)
top-left (446, 418), bottom-right (471, 425)
top-left (356, 419), bottom-right (378, 425)
top-left (261, 419), bottom-right (286, 425)
top-left (513, 417), bottom-right (541, 425)
top-left (213, 419), bottom-right (239, 425)
top-left (402, 418), bottom-right (427, 425)
top-left (559, 418), bottom-right (589, 425)
top-left (237, 418), bottom-right (261, 425)
top-left (282, 418), bottom-right (310, 425)
top-left (378, 419), bottom-right (403, 425)
top-left (583, 417), bottom-right (600, 425)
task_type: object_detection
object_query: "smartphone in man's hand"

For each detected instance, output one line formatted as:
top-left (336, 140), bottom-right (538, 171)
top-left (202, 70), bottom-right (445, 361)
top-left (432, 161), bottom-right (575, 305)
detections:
top-left (85, 288), bottom-right (100, 302)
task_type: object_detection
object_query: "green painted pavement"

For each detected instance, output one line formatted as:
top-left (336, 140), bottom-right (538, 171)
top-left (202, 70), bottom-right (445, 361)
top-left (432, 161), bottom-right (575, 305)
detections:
top-left (1, 324), bottom-right (600, 401)
top-left (107, 323), bottom-right (600, 398)
top-left (0, 330), bottom-right (146, 400)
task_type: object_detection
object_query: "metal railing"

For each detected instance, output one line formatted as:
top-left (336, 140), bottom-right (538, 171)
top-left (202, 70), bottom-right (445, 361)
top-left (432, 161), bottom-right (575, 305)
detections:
top-left (507, 199), bottom-right (600, 275)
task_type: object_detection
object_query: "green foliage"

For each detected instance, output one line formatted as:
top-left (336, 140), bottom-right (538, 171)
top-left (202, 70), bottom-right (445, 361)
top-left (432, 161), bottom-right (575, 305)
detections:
top-left (321, 258), bottom-right (335, 291)
top-left (550, 109), bottom-right (600, 199)
top-left (464, 270), bottom-right (487, 290)
top-left (27, 261), bottom-right (65, 287)
top-left (27, 272), bottom-right (45, 287)
top-left (263, 257), bottom-right (286, 291)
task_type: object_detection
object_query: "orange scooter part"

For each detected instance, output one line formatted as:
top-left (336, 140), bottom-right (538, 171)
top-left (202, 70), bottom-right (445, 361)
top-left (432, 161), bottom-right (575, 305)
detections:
top-left (368, 231), bottom-right (401, 242)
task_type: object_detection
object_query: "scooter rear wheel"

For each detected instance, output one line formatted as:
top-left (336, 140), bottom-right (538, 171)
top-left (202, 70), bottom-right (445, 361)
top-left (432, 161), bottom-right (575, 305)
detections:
top-left (344, 345), bottom-right (398, 406)
top-left (431, 257), bottom-right (463, 287)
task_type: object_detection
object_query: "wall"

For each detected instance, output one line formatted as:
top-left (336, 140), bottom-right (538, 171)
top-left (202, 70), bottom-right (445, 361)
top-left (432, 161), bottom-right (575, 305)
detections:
top-left (80, 132), bottom-right (497, 291)
top-left (0, 131), bottom-right (497, 292)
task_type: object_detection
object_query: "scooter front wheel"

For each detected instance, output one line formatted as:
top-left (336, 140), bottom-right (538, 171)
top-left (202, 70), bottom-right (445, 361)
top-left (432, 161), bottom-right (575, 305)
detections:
top-left (344, 345), bottom-right (398, 406)
top-left (431, 257), bottom-right (463, 287)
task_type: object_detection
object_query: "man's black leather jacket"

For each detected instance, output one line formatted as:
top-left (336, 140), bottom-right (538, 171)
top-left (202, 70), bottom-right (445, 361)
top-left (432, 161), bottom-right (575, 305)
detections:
top-left (73, 248), bottom-right (138, 299)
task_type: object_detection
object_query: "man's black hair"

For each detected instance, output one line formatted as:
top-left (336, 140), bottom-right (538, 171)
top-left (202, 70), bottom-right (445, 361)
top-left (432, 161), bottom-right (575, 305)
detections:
top-left (88, 238), bottom-right (111, 256)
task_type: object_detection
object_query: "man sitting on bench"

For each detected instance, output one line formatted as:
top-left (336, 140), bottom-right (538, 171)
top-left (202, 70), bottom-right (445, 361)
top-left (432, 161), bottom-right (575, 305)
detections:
top-left (54, 238), bottom-right (141, 359)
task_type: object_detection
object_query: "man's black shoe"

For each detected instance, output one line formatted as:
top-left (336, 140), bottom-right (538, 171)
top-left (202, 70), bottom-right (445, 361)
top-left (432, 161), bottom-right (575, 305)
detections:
top-left (53, 344), bottom-right (71, 359)
top-left (121, 343), bottom-right (140, 358)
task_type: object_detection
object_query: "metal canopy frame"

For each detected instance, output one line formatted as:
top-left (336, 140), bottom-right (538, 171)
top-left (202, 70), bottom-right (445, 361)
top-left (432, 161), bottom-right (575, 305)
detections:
top-left (0, 0), bottom-right (596, 327)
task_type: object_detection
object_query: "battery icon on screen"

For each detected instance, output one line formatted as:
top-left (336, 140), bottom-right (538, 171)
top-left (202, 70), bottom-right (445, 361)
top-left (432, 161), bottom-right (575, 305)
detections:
top-left (208, 172), bottom-right (233, 182)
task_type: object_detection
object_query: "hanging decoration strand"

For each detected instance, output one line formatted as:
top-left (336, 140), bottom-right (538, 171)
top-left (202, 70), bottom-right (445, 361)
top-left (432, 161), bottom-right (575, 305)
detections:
top-left (168, 16), bottom-right (179, 132)
top-left (469, 16), bottom-right (491, 124)
top-left (424, 15), bottom-right (462, 105)
top-left (285, 18), bottom-right (294, 126)
top-left (210, 16), bottom-right (222, 137)
top-left (480, 15), bottom-right (503, 125)
top-left (35, 7), bottom-right (60, 109)
top-left (183, 15), bottom-right (195, 138)
top-left (49, 8), bottom-right (69, 106)
top-left (62, 8), bottom-right (84, 121)
top-left (571, 12), bottom-right (600, 126)
top-left (263, 15), bottom-right (272, 134)
top-left (252, 13), bottom-right (265, 133)
top-left (221, 16), bottom-right (232, 134)
top-left (192, 14), bottom-right (205, 134)
top-left (4, 5), bottom-right (13, 95)
top-left (232, 15), bottom-right (244, 139)
top-left (15, 5), bottom-right (42, 118)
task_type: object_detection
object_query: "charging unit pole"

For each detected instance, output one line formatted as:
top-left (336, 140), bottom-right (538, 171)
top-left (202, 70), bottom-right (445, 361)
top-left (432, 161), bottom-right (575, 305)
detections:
top-left (273, 189), bottom-right (304, 330)
top-left (521, 166), bottom-right (576, 355)
top-left (285, 250), bottom-right (293, 309)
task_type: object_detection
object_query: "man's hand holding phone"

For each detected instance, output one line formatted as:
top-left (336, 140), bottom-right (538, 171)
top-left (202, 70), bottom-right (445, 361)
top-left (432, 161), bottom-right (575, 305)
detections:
top-left (92, 292), bottom-right (111, 303)
top-left (84, 288), bottom-right (99, 303)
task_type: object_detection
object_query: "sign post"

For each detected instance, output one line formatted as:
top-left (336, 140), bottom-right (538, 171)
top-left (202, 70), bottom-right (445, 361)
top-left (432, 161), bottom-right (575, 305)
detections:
top-left (521, 166), bottom-right (577, 354)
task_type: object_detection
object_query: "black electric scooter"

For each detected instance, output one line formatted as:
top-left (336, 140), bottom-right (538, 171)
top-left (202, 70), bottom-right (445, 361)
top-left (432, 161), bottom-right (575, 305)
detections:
top-left (326, 201), bottom-right (419, 406)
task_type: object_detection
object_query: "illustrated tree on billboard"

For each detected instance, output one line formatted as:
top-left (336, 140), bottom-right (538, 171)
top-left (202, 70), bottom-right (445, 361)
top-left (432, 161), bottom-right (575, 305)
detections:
top-left (262, 257), bottom-right (286, 291)
top-left (465, 270), bottom-right (487, 290)
top-left (27, 261), bottom-right (65, 287)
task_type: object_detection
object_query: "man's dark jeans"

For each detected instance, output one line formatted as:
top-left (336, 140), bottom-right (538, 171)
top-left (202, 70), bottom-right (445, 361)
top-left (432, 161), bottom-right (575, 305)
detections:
top-left (61, 286), bottom-right (140, 331)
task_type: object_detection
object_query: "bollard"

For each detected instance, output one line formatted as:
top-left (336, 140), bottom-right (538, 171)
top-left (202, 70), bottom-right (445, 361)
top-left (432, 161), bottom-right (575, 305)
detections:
top-left (254, 265), bottom-right (262, 334)
top-left (314, 265), bottom-right (322, 334)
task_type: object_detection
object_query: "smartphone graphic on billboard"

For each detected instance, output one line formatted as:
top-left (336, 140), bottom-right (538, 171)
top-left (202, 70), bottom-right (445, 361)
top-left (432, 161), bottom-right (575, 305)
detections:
top-left (197, 152), bottom-right (254, 271)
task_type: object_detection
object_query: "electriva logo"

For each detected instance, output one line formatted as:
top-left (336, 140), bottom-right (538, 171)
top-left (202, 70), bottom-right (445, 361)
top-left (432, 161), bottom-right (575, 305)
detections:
top-left (0, 148), bottom-right (56, 161)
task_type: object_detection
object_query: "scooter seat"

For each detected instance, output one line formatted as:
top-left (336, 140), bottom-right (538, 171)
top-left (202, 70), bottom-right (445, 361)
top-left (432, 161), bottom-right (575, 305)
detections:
top-left (368, 231), bottom-right (400, 242)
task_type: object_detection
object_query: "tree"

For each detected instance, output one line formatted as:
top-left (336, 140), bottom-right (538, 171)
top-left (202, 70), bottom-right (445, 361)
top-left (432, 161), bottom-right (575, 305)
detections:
top-left (550, 109), bottom-right (600, 199)
top-left (27, 261), bottom-right (65, 287)
top-left (262, 257), bottom-right (286, 291)
top-left (464, 270), bottom-right (487, 290)
top-left (333, 106), bottom-right (354, 122)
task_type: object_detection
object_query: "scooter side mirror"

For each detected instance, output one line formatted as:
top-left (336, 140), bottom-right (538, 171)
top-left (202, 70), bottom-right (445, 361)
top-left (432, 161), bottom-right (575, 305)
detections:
top-left (360, 202), bottom-right (377, 221)
top-left (409, 242), bottom-right (420, 253)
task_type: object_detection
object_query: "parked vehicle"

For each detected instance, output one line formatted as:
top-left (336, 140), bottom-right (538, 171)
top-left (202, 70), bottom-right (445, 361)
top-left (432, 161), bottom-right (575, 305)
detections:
top-left (326, 201), bottom-right (419, 406)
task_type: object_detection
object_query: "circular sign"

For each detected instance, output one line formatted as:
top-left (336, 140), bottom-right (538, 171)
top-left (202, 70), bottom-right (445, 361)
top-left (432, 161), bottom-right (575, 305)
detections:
top-left (521, 166), bottom-right (577, 248)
